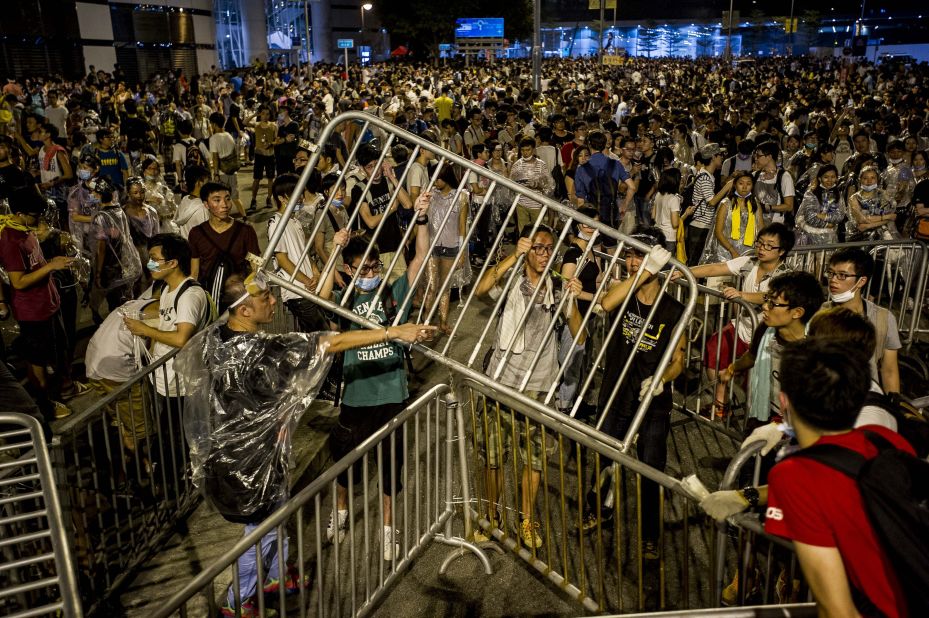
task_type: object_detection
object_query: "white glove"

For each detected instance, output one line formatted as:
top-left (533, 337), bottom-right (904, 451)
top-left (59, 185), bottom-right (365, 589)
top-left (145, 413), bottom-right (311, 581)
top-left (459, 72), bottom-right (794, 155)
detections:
top-left (642, 245), bottom-right (672, 276)
top-left (740, 422), bottom-right (785, 456)
top-left (639, 375), bottom-right (664, 401)
top-left (700, 490), bottom-right (750, 522)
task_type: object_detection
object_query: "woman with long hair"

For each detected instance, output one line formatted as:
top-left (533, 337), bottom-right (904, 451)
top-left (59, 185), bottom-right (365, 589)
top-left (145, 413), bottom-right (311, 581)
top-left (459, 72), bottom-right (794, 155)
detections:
top-left (565, 145), bottom-right (591, 205)
top-left (704, 171), bottom-right (764, 263)
top-left (652, 167), bottom-right (683, 253)
top-left (428, 164), bottom-right (471, 334)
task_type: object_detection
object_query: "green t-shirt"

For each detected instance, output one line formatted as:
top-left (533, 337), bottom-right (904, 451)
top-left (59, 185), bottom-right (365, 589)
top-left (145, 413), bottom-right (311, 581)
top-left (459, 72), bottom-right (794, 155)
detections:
top-left (336, 275), bottom-right (412, 407)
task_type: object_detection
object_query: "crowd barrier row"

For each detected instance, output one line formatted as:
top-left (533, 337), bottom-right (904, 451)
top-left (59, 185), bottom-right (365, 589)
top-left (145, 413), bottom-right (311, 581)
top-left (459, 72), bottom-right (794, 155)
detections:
top-left (0, 412), bottom-right (82, 618)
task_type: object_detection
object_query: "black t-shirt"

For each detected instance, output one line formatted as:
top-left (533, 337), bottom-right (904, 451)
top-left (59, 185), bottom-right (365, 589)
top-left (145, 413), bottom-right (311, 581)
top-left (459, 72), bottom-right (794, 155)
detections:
top-left (913, 178), bottom-right (929, 210)
top-left (0, 163), bottom-right (32, 200)
top-left (122, 115), bottom-right (152, 145)
top-left (351, 177), bottom-right (404, 253)
top-left (562, 242), bottom-right (600, 316)
top-left (598, 292), bottom-right (684, 417)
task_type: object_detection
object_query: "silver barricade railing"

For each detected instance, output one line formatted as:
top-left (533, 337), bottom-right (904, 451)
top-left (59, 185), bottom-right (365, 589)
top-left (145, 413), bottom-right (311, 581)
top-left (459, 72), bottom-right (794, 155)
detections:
top-left (50, 345), bottom-right (197, 615)
top-left (595, 604), bottom-right (817, 617)
top-left (459, 377), bottom-right (716, 613)
top-left (713, 441), bottom-right (808, 609)
top-left (260, 111), bottom-right (700, 454)
top-left (155, 384), bottom-right (491, 618)
top-left (0, 412), bottom-right (82, 618)
top-left (787, 239), bottom-right (928, 347)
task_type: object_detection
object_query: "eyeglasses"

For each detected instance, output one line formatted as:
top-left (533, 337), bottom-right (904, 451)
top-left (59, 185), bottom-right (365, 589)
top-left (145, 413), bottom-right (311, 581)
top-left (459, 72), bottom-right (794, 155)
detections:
top-left (762, 295), bottom-right (791, 309)
top-left (530, 244), bottom-right (555, 256)
top-left (825, 269), bottom-right (858, 281)
top-left (350, 261), bottom-right (384, 276)
top-left (754, 240), bottom-right (781, 251)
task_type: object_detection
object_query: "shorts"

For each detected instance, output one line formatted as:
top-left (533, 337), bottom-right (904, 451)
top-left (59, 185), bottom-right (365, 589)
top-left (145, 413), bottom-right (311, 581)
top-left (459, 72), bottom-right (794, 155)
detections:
top-left (703, 321), bottom-right (750, 372)
top-left (14, 314), bottom-right (68, 369)
top-left (432, 245), bottom-right (459, 259)
top-left (252, 153), bottom-right (276, 181)
top-left (332, 401), bottom-right (407, 493)
top-left (477, 391), bottom-right (555, 472)
top-left (218, 172), bottom-right (239, 199)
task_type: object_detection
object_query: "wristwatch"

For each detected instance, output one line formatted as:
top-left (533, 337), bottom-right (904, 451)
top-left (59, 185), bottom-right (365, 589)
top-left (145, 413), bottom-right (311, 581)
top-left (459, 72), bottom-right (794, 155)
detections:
top-left (740, 486), bottom-right (760, 509)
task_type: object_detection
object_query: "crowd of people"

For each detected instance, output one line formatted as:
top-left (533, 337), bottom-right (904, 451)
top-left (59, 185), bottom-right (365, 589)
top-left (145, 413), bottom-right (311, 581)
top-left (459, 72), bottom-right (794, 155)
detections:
top-left (1, 52), bottom-right (928, 617)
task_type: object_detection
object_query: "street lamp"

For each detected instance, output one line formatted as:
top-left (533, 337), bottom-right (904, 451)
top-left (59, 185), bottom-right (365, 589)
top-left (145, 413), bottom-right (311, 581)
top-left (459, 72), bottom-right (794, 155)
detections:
top-left (361, 2), bottom-right (373, 62)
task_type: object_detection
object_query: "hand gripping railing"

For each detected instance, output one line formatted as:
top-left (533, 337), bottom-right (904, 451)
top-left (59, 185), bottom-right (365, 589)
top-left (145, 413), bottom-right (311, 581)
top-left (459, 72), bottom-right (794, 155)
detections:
top-left (0, 412), bottom-right (82, 617)
top-left (154, 384), bottom-right (490, 618)
top-left (259, 111), bottom-right (700, 454)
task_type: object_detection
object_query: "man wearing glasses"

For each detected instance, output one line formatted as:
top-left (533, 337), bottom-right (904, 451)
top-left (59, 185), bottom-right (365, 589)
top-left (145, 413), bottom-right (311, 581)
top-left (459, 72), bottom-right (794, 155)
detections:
top-left (473, 225), bottom-right (585, 549)
top-left (752, 141), bottom-right (795, 225)
top-left (821, 247), bottom-right (901, 395)
top-left (319, 191), bottom-right (434, 561)
top-left (685, 223), bottom-right (795, 419)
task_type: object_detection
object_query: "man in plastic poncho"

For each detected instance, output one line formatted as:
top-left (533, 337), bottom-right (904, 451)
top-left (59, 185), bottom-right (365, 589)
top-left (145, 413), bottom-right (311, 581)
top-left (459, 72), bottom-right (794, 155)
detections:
top-left (176, 252), bottom-right (435, 618)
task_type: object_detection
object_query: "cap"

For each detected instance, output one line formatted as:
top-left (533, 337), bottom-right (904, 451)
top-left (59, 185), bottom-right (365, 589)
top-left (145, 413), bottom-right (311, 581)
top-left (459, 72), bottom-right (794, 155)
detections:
top-left (699, 143), bottom-right (722, 159)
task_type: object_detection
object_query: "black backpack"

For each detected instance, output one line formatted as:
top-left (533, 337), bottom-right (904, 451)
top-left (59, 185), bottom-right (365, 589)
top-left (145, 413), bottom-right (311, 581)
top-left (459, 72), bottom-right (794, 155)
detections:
top-left (863, 391), bottom-right (929, 459)
top-left (680, 173), bottom-right (697, 214)
top-left (792, 430), bottom-right (929, 616)
top-left (580, 159), bottom-right (619, 228)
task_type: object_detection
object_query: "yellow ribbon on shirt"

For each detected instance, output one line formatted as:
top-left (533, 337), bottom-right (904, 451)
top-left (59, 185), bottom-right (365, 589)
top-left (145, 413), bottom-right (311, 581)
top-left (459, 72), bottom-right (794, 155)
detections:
top-left (730, 199), bottom-right (756, 247)
top-left (0, 215), bottom-right (33, 234)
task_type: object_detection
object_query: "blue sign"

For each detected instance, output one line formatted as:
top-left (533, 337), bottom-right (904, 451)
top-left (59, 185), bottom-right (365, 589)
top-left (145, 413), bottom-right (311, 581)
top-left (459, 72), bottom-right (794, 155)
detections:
top-left (439, 43), bottom-right (453, 52)
top-left (337, 39), bottom-right (355, 49)
top-left (455, 18), bottom-right (504, 39)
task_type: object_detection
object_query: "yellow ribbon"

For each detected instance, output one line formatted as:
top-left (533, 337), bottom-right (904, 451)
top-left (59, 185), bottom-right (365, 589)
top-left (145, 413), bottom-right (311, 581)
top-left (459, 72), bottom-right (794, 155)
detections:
top-left (0, 215), bottom-right (33, 234)
top-left (730, 198), bottom-right (756, 247)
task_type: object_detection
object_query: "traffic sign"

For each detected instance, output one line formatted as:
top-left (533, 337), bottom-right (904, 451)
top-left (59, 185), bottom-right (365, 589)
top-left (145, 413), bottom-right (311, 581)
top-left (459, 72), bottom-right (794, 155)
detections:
top-left (337, 39), bottom-right (355, 49)
top-left (439, 43), bottom-right (453, 52)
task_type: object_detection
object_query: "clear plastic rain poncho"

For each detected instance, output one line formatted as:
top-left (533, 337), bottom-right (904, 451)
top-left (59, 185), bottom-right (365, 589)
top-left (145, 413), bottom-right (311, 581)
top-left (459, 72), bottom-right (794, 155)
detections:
top-left (175, 321), bottom-right (334, 523)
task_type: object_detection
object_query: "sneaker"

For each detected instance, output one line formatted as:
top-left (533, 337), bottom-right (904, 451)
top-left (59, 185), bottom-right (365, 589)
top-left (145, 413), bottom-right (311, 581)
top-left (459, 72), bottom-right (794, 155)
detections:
top-left (642, 540), bottom-right (660, 560)
top-left (519, 518), bottom-right (542, 549)
top-left (579, 511), bottom-right (600, 533)
top-left (326, 509), bottom-right (348, 543)
top-left (383, 526), bottom-right (400, 561)
top-left (53, 401), bottom-right (72, 419)
top-left (263, 566), bottom-right (310, 596)
top-left (220, 598), bottom-right (278, 618)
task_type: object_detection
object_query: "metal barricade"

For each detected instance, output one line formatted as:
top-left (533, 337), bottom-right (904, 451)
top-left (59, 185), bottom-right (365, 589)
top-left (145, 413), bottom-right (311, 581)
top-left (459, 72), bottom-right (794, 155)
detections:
top-left (787, 239), bottom-right (928, 347)
top-left (0, 412), bottom-right (82, 617)
top-left (50, 346), bottom-right (197, 615)
top-left (260, 111), bottom-right (699, 455)
top-left (155, 384), bottom-right (490, 618)
top-left (712, 442), bottom-right (808, 609)
top-left (597, 605), bottom-right (817, 617)
top-left (459, 378), bottom-right (715, 613)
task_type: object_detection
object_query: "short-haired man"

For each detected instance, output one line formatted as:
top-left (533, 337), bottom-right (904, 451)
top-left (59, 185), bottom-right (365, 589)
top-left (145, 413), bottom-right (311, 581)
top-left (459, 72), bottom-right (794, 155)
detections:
top-left (188, 181), bottom-right (260, 300)
top-left (752, 141), bottom-right (795, 225)
top-left (208, 111), bottom-right (246, 218)
top-left (766, 339), bottom-right (910, 618)
top-left (174, 165), bottom-right (210, 239)
top-left (822, 247), bottom-right (901, 395)
top-left (92, 129), bottom-right (129, 189)
top-left (508, 137), bottom-right (555, 234)
top-left (178, 271), bottom-right (432, 617)
top-left (474, 224), bottom-right (586, 548)
top-left (574, 130), bottom-right (635, 235)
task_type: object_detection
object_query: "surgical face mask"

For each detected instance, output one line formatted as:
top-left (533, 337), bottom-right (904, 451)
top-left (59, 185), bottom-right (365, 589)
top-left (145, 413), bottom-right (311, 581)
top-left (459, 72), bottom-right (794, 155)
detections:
top-left (861, 183), bottom-right (878, 192)
top-left (77, 169), bottom-right (92, 181)
top-left (146, 259), bottom-right (161, 272)
top-left (577, 230), bottom-right (591, 241)
top-left (805, 142), bottom-right (817, 150)
top-left (144, 173), bottom-right (157, 181)
top-left (737, 153), bottom-right (750, 160)
top-left (131, 150), bottom-right (140, 159)
top-left (914, 165), bottom-right (926, 172)
top-left (735, 191), bottom-right (751, 199)
top-left (888, 157), bottom-right (903, 165)
top-left (830, 287), bottom-right (858, 304)
top-left (356, 275), bottom-right (381, 291)
top-left (331, 198), bottom-right (344, 209)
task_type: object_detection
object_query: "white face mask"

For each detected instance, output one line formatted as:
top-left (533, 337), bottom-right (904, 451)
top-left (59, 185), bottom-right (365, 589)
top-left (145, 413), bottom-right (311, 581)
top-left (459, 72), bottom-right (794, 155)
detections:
top-left (830, 286), bottom-right (859, 304)
top-left (861, 183), bottom-right (878, 192)
top-left (577, 230), bottom-right (591, 241)
top-left (888, 157), bottom-right (903, 165)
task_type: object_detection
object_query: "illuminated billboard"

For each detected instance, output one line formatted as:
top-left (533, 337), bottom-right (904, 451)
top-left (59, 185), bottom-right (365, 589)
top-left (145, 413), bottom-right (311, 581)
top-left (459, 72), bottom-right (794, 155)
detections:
top-left (455, 18), bottom-right (504, 39)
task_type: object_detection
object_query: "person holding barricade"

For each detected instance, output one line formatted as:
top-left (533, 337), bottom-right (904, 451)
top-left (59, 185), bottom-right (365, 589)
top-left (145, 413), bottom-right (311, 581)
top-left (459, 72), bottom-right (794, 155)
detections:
top-left (684, 223), bottom-right (794, 419)
top-left (319, 191), bottom-right (437, 561)
top-left (176, 269), bottom-right (434, 617)
top-left (578, 228), bottom-right (683, 563)
top-left (473, 223), bottom-right (586, 549)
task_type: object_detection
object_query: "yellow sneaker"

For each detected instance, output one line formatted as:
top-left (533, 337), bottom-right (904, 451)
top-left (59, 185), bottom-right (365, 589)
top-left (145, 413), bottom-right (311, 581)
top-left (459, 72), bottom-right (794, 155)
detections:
top-left (519, 518), bottom-right (542, 549)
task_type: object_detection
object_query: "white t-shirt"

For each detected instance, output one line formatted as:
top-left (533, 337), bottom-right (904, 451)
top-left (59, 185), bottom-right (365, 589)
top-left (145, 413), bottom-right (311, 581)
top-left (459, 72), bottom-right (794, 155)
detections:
top-left (209, 131), bottom-right (236, 159)
top-left (86, 299), bottom-right (157, 382)
top-left (725, 256), bottom-right (785, 342)
top-left (653, 192), bottom-right (681, 243)
top-left (854, 381), bottom-right (898, 431)
top-left (267, 213), bottom-right (313, 303)
top-left (148, 278), bottom-right (210, 396)
top-left (406, 161), bottom-right (429, 195)
top-left (174, 195), bottom-right (209, 239)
